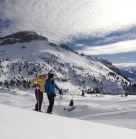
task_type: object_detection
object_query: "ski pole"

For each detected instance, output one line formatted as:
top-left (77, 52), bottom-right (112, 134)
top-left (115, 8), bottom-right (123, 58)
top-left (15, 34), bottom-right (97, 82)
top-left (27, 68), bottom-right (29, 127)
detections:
top-left (34, 83), bottom-right (39, 111)
top-left (37, 89), bottom-right (39, 111)
top-left (43, 93), bottom-right (47, 113)
top-left (55, 97), bottom-right (65, 117)
top-left (59, 95), bottom-right (66, 117)
top-left (56, 97), bottom-right (61, 116)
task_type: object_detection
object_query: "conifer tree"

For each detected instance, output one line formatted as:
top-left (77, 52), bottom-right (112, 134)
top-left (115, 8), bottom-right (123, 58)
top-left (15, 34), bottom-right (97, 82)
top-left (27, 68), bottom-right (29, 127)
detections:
top-left (69, 99), bottom-right (74, 106)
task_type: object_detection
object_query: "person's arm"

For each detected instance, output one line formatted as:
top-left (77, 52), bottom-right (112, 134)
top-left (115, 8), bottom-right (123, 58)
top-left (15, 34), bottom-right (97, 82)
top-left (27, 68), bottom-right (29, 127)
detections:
top-left (31, 78), bottom-right (38, 86)
top-left (45, 82), bottom-right (48, 93)
top-left (55, 83), bottom-right (63, 95)
top-left (55, 83), bottom-right (60, 91)
top-left (45, 81), bottom-right (51, 94)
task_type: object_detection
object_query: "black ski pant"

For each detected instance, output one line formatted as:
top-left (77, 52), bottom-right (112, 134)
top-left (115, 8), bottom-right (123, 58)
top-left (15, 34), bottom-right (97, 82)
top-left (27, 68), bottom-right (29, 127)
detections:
top-left (47, 94), bottom-right (55, 113)
top-left (35, 89), bottom-right (43, 111)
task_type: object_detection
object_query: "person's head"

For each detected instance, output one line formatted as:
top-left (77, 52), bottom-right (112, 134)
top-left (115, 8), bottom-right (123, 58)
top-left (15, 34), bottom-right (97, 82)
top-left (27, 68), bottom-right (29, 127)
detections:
top-left (41, 71), bottom-right (48, 79)
top-left (48, 73), bottom-right (54, 81)
top-left (42, 74), bottom-right (47, 79)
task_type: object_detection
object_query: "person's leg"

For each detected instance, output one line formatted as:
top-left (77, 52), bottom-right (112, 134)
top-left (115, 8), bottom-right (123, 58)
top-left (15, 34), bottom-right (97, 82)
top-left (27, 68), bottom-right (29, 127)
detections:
top-left (47, 95), bottom-right (52, 113)
top-left (35, 89), bottom-right (38, 111)
top-left (50, 95), bottom-right (54, 113)
top-left (39, 91), bottom-right (43, 111)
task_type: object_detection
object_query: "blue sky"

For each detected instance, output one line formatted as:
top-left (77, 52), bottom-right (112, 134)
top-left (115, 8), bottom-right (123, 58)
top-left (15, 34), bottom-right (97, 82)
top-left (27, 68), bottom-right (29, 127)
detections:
top-left (0, 0), bottom-right (136, 64)
top-left (66, 26), bottom-right (136, 63)
top-left (94, 52), bottom-right (135, 64)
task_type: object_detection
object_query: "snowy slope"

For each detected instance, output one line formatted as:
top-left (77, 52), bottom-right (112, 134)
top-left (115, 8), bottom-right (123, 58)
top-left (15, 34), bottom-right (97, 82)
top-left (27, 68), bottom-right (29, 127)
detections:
top-left (0, 32), bottom-right (131, 95)
top-left (0, 88), bottom-right (136, 130)
top-left (0, 104), bottom-right (136, 139)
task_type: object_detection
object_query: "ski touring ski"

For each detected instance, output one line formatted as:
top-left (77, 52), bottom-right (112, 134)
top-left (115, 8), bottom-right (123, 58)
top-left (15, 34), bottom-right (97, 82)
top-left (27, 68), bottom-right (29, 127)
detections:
top-left (64, 106), bottom-right (76, 111)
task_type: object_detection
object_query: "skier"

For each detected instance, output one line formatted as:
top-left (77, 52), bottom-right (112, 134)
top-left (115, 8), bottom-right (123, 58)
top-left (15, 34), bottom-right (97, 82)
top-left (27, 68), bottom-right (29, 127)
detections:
top-left (45, 73), bottom-right (62, 114)
top-left (31, 74), bottom-right (47, 112)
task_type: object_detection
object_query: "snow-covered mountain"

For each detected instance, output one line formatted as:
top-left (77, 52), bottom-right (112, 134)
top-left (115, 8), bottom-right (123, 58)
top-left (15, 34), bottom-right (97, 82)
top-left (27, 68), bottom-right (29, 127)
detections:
top-left (0, 31), bottom-right (135, 95)
top-left (116, 64), bottom-right (136, 83)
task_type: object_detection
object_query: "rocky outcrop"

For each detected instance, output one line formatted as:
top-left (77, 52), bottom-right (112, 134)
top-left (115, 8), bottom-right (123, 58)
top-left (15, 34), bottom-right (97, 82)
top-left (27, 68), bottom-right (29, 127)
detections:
top-left (0, 31), bottom-right (48, 45)
top-left (61, 44), bottom-right (79, 54)
top-left (48, 42), bottom-right (58, 47)
top-left (0, 39), bottom-right (17, 45)
top-left (19, 33), bottom-right (47, 42)
top-left (100, 58), bottom-right (122, 75)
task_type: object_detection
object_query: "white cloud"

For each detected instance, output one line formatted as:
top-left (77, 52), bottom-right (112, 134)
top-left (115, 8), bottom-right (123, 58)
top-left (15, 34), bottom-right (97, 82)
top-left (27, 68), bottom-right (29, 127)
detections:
top-left (0, 0), bottom-right (136, 43)
top-left (114, 63), bottom-right (136, 67)
top-left (121, 57), bottom-right (127, 59)
top-left (78, 39), bottom-right (136, 55)
top-left (75, 43), bottom-right (84, 47)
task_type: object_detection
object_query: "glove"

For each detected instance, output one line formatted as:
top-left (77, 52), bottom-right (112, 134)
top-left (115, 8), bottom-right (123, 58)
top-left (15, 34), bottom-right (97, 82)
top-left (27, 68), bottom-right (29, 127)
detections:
top-left (59, 90), bottom-right (63, 95)
top-left (32, 84), bottom-right (36, 88)
top-left (34, 83), bottom-right (39, 89)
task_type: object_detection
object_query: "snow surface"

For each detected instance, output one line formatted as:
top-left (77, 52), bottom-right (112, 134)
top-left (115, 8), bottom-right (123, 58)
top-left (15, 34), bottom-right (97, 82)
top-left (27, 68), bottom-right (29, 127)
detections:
top-left (0, 88), bottom-right (136, 130)
top-left (0, 39), bottom-right (136, 139)
top-left (0, 104), bottom-right (136, 139)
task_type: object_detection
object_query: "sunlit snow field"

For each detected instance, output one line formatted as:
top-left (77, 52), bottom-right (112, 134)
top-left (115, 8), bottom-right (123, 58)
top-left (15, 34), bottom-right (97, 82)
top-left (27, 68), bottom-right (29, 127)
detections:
top-left (1, 87), bottom-right (136, 130)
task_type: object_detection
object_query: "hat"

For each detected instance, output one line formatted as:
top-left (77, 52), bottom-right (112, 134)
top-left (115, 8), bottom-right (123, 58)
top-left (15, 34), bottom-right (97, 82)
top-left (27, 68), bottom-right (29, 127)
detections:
top-left (41, 71), bottom-right (48, 75)
top-left (44, 71), bottom-right (48, 75)
top-left (48, 73), bottom-right (54, 79)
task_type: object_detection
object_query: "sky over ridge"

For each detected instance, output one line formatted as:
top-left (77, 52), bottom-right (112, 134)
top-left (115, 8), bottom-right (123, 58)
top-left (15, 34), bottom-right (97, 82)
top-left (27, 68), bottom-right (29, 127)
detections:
top-left (0, 0), bottom-right (136, 63)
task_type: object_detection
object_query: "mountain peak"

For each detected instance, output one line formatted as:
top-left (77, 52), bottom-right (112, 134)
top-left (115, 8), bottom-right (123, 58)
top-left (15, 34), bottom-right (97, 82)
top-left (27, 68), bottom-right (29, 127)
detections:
top-left (0, 31), bottom-right (48, 45)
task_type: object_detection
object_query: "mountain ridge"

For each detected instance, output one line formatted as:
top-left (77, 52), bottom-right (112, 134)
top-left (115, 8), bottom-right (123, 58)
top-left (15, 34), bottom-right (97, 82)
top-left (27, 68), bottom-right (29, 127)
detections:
top-left (116, 64), bottom-right (136, 83)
